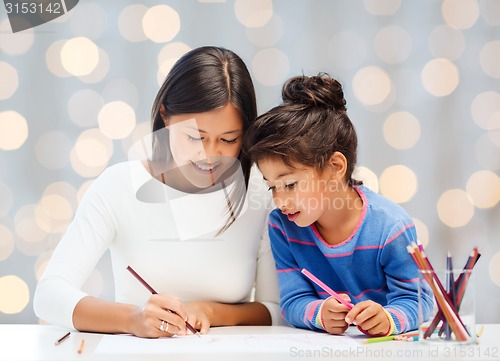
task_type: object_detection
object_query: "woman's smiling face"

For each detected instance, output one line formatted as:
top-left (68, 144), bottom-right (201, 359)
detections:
top-left (164, 103), bottom-right (243, 190)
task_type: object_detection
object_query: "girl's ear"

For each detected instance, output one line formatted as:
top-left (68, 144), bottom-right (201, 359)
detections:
top-left (160, 104), bottom-right (169, 127)
top-left (328, 151), bottom-right (348, 179)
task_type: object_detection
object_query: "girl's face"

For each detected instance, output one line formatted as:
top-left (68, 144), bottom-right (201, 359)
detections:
top-left (164, 103), bottom-right (243, 189)
top-left (258, 158), bottom-right (341, 227)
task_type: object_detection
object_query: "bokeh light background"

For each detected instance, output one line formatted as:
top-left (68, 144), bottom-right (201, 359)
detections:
top-left (1, 0), bottom-right (499, 324)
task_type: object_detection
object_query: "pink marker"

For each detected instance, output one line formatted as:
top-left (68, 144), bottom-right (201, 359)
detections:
top-left (301, 268), bottom-right (353, 310)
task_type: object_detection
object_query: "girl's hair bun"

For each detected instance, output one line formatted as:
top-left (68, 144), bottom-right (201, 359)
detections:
top-left (282, 73), bottom-right (346, 112)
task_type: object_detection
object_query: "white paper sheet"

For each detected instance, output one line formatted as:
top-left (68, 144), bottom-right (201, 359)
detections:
top-left (95, 331), bottom-right (362, 354)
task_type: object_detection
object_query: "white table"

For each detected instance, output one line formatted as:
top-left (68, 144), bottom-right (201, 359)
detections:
top-left (0, 324), bottom-right (498, 361)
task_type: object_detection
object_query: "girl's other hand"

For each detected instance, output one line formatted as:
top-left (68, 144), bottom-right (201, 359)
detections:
top-left (320, 293), bottom-right (351, 335)
top-left (345, 300), bottom-right (391, 337)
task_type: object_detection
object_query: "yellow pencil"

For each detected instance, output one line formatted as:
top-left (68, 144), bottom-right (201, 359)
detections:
top-left (476, 324), bottom-right (484, 338)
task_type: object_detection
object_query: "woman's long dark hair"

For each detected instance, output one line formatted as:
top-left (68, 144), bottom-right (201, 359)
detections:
top-left (151, 46), bottom-right (257, 234)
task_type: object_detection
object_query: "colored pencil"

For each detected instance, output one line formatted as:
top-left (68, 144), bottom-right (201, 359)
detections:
top-left (126, 266), bottom-right (199, 337)
top-left (476, 324), bottom-right (484, 338)
top-left (444, 251), bottom-right (454, 340)
top-left (447, 251), bottom-right (456, 309)
top-left (420, 257), bottom-right (468, 341)
top-left (365, 331), bottom-right (419, 344)
top-left (77, 339), bottom-right (85, 354)
top-left (454, 249), bottom-right (479, 307)
top-left (425, 248), bottom-right (480, 338)
top-left (54, 331), bottom-right (70, 345)
top-left (402, 335), bottom-right (419, 342)
top-left (365, 335), bottom-right (396, 343)
top-left (407, 244), bottom-right (469, 341)
top-left (301, 268), bottom-right (353, 310)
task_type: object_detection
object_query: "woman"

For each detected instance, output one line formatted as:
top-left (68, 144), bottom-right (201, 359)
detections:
top-left (33, 46), bottom-right (282, 338)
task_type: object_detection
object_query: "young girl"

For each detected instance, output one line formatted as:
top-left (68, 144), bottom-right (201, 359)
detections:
top-left (34, 46), bottom-right (282, 338)
top-left (244, 74), bottom-right (433, 337)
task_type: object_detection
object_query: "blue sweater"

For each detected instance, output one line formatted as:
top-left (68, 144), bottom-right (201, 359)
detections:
top-left (268, 185), bottom-right (433, 334)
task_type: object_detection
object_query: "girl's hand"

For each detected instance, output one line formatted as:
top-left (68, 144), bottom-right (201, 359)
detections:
top-left (320, 294), bottom-right (351, 335)
top-left (345, 300), bottom-right (391, 337)
top-left (179, 301), bottom-right (214, 335)
top-left (128, 293), bottom-right (188, 338)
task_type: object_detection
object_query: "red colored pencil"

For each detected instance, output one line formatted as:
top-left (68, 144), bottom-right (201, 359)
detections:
top-left (126, 266), bottom-right (199, 337)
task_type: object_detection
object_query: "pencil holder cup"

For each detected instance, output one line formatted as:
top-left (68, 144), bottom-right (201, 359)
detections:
top-left (418, 269), bottom-right (476, 345)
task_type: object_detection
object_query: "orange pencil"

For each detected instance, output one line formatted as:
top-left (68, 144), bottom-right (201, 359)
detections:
top-left (77, 339), bottom-right (85, 354)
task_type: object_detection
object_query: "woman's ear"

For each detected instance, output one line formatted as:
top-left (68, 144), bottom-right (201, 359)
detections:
top-left (160, 104), bottom-right (169, 127)
top-left (328, 151), bottom-right (347, 179)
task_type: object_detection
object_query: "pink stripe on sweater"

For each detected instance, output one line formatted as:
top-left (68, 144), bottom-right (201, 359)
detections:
top-left (385, 307), bottom-right (406, 332)
top-left (269, 222), bottom-right (317, 246)
top-left (351, 285), bottom-right (386, 299)
top-left (288, 238), bottom-right (317, 246)
top-left (384, 223), bottom-right (414, 246)
top-left (277, 268), bottom-right (300, 273)
top-left (322, 221), bottom-right (414, 258)
top-left (304, 300), bottom-right (322, 324)
top-left (269, 222), bottom-right (285, 235)
top-left (355, 245), bottom-right (383, 250)
top-left (323, 246), bottom-right (382, 258)
top-left (324, 251), bottom-right (354, 258)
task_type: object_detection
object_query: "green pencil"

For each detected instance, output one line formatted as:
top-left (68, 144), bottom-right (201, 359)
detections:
top-left (365, 335), bottom-right (396, 344)
top-left (365, 331), bottom-right (420, 344)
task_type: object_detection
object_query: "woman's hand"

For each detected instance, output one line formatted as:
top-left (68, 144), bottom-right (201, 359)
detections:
top-left (128, 293), bottom-right (188, 338)
top-left (179, 301), bottom-right (214, 335)
top-left (320, 294), bottom-right (351, 335)
top-left (345, 300), bottom-right (391, 337)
